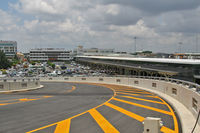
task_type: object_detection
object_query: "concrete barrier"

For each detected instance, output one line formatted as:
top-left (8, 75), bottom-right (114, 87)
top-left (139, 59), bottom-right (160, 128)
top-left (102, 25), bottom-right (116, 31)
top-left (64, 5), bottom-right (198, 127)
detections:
top-left (40, 76), bottom-right (200, 133)
top-left (0, 78), bottom-right (41, 92)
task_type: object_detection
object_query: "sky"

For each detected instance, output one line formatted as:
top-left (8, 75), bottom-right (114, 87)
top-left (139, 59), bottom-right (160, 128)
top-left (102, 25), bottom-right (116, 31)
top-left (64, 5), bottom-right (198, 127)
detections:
top-left (0, 0), bottom-right (200, 53)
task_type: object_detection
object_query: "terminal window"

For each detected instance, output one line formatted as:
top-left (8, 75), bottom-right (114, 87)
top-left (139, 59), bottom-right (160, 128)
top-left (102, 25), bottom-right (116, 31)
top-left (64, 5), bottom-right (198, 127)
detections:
top-left (82, 78), bottom-right (86, 80)
top-left (134, 81), bottom-right (139, 84)
top-left (172, 88), bottom-right (177, 95)
top-left (152, 83), bottom-right (157, 87)
top-left (192, 98), bottom-right (198, 111)
top-left (21, 83), bottom-right (27, 87)
top-left (99, 78), bottom-right (103, 81)
top-left (116, 79), bottom-right (121, 82)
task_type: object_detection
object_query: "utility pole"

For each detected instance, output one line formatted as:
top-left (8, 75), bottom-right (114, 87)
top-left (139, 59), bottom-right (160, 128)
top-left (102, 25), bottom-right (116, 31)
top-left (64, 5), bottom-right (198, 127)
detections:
top-left (196, 33), bottom-right (198, 53)
top-left (134, 36), bottom-right (137, 53)
top-left (179, 42), bottom-right (183, 53)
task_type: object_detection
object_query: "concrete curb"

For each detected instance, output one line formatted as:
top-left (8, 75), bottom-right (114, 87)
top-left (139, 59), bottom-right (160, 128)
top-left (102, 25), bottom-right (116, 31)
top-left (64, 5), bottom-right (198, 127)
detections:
top-left (0, 85), bottom-right (44, 94)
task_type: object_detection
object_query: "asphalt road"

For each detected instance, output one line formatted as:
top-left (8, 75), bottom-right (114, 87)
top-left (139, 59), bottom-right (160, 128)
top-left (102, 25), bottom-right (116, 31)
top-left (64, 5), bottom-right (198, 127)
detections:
top-left (0, 82), bottom-right (181, 133)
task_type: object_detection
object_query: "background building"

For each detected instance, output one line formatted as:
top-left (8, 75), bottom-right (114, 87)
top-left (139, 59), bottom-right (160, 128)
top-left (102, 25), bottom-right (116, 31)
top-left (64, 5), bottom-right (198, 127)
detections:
top-left (0, 40), bottom-right (17, 58)
top-left (73, 46), bottom-right (114, 56)
top-left (30, 48), bottom-right (71, 62)
top-left (173, 53), bottom-right (200, 59)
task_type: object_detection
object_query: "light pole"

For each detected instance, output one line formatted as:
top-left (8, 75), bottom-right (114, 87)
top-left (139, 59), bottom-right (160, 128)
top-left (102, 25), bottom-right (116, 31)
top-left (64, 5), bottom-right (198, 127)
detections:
top-left (178, 42), bottom-right (183, 53)
top-left (134, 36), bottom-right (137, 53)
top-left (196, 33), bottom-right (198, 53)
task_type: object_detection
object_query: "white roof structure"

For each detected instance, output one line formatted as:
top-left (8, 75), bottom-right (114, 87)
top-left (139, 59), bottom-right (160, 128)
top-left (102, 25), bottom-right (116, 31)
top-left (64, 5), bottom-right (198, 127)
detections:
top-left (78, 56), bottom-right (200, 65)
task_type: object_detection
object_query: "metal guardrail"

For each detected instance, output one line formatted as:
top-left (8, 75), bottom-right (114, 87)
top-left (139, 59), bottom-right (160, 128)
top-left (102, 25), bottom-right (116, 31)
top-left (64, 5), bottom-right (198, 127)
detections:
top-left (0, 75), bottom-right (199, 93)
top-left (0, 77), bottom-right (40, 82)
top-left (39, 75), bottom-right (200, 94)
top-left (132, 76), bottom-right (200, 93)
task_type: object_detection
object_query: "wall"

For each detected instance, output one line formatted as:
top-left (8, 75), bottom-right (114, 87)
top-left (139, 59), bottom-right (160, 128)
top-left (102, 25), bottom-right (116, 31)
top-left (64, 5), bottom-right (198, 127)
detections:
top-left (0, 78), bottom-right (41, 92)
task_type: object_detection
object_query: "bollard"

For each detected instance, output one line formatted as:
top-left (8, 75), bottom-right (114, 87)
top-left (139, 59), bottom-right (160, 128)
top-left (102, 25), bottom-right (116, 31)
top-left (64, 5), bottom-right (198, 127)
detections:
top-left (143, 117), bottom-right (162, 133)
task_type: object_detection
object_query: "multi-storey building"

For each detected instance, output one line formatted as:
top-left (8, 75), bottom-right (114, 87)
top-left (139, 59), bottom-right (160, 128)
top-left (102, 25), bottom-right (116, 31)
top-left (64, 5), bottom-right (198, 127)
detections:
top-left (0, 40), bottom-right (17, 58)
top-left (73, 45), bottom-right (114, 56)
top-left (29, 48), bottom-right (71, 62)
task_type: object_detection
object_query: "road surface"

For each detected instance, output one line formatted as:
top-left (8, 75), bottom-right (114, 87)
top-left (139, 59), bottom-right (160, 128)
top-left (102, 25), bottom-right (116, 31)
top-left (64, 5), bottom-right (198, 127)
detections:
top-left (0, 82), bottom-right (181, 133)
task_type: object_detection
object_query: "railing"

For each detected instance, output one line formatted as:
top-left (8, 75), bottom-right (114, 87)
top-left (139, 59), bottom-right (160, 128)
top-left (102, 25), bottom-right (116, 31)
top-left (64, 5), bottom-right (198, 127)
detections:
top-left (0, 77), bottom-right (40, 91)
top-left (39, 75), bottom-right (200, 93)
top-left (0, 77), bottom-right (40, 82)
top-left (133, 76), bottom-right (200, 93)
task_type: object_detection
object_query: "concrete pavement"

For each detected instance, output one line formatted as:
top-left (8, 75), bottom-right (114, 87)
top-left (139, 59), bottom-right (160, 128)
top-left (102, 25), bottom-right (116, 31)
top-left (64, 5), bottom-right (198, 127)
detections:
top-left (0, 82), bottom-right (181, 133)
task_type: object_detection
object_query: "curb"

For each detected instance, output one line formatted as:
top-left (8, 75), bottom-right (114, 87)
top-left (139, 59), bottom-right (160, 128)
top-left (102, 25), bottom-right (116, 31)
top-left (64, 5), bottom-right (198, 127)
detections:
top-left (0, 85), bottom-right (44, 94)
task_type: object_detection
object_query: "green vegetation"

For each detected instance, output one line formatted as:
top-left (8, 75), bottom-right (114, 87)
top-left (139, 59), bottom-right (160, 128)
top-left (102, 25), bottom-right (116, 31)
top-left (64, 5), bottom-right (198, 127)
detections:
top-left (1, 69), bottom-right (7, 74)
top-left (47, 61), bottom-right (55, 69)
top-left (0, 51), bottom-right (11, 69)
top-left (11, 54), bottom-right (21, 67)
top-left (30, 61), bottom-right (36, 65)
top-left (142, 51), bottom-right (152, 54)
top-left (64, 60), bottom-right (70, 64)
top-left (11, 59), bottom-right (20, 66)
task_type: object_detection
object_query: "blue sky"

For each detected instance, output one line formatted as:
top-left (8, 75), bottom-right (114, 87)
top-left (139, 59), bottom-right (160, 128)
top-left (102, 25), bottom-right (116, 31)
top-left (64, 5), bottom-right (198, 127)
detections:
top-left (0, 0), bottom-right (17, 10)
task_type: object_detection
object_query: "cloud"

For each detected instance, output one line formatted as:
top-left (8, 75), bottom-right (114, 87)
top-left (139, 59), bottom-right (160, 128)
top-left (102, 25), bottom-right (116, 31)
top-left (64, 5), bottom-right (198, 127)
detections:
top-left (101, 0), bottom-right (200, 14)
top-left (0, 0), bottom-right (199, 53)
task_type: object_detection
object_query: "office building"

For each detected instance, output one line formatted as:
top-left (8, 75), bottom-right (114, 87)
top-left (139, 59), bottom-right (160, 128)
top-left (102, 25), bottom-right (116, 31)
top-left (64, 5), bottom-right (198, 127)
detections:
top-left (0, 40), bottom-right (17, 58)
top-left (30, 48), bottom-right (71, 62)
top-left (73, 45), bottom-right (114, 56)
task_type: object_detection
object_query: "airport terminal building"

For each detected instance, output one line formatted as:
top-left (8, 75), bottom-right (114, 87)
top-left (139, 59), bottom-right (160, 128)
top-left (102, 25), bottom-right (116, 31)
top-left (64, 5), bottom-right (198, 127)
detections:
top-left (76, 56), bottom-right (200, 83)
top-left (0, 40), bottom-right (17, 58)
top-left (30, 48), bottom-right (71, 62)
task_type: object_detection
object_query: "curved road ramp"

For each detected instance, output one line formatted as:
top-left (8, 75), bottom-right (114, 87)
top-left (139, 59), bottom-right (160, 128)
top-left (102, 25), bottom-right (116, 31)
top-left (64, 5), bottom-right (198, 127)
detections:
top-left (0, 81), bottom-right (182, 133)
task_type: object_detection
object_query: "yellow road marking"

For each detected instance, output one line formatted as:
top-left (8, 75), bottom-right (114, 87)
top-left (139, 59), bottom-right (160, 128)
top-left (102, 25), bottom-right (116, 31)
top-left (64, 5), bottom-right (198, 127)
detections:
top-left (26, 83), bottom-right (178, 133)
top-left (116, 90), bottom-right (153, 94)
top-left (158, 97), bottom-right (179, 133)
top-left (161, 126), bottom-right (175, 133)
top-left (105, 102), bottom-right (144, 122)
top-left (66, 86), bottom-right (76, 93)
top-left (117, 95), bottom-right (165, 104)
top-left (114, 88), bottom-right (148, 92)
top-left (0, 96), bottom-right (53, 106)
top-left (43, 95), bottom-right (53, 98)
top-left (89, 108), bottom-right (119, 133)
top-left (0, 99), bottom-right (19, 103)
top-left (115, 89), bottom-right (150, 93)
top-left (19, 98), bottom-right (38, 102)
top-left (0, 103), bottom-right (8, 106)
top-left (26, 84), bottom-right (116, 133)
top-left (54, 119), bottom-right (71, 133)
top-left (112, 98), bottom-right (172, 115)
top-left (0, 101), bottom-right (21, 106)
top-left (26, 123), bottom-right (58, 133)
top-left (117, 92), bottom-right (159, 98)
top-left (105, 103), bottom-right (175, 132)
top-left (116, 90), bottom-right (152, 94)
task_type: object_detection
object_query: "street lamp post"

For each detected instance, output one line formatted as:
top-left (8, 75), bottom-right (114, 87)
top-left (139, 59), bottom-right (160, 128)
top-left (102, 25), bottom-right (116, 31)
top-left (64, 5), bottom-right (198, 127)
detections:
top-left (178, 42), bottom-right (183, 53)
top-left (134, 36), bottom-right (137, 53)
top-left (196, 34), bottom-right (198, 53)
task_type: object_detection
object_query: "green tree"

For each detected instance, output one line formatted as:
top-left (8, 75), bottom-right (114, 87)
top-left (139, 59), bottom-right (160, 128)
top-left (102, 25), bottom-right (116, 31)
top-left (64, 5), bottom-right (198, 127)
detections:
top-left (0, 51), bottom-right (11, 69)
top-left (51, 63), bottom-right (55, 69)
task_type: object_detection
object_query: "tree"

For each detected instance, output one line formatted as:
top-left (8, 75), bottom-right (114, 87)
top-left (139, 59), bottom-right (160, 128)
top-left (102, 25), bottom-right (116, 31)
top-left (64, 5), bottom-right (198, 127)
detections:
top-left (51, 63), bottom-right (55, 69)
top-left (0, 51), bottom-right (11, 69)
